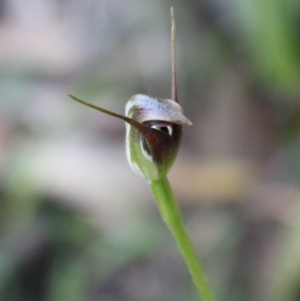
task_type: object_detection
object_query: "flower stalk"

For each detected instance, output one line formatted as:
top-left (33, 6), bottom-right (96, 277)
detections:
top-left (151, 176), bottom-right (216, 301)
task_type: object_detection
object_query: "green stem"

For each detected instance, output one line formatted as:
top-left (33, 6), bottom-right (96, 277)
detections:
top-left (150, 176), bottom-right (216, 301)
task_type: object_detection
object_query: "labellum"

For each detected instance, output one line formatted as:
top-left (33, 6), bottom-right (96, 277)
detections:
top-left (69, 8), bottom-right (191, 181)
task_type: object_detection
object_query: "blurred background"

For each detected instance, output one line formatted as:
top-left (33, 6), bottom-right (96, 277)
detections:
top-left (1, 0), bottom-right (300, 300)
